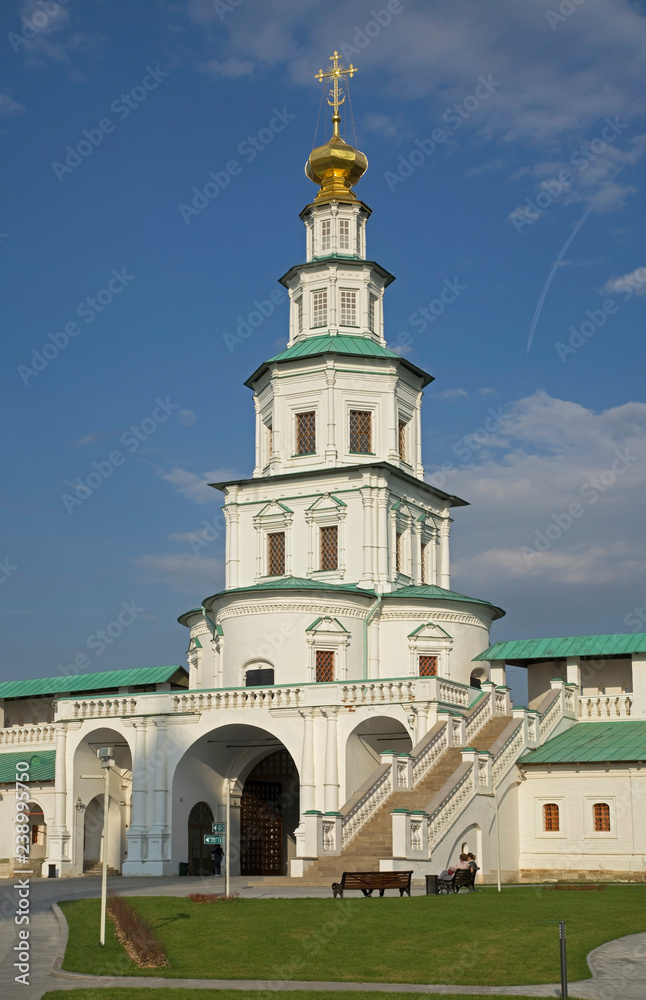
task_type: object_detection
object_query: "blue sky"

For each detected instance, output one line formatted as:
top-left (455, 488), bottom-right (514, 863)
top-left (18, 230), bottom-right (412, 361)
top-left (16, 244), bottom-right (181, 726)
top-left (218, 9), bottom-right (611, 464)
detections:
top-left (2, 0), bottom-right (646, 703)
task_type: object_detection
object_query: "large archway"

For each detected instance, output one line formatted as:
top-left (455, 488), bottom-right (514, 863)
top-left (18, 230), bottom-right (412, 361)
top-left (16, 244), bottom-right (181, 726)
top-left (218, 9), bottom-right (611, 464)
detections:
top-left (240, 748), bottom-right (299, 876)
top-left (82, 793), bottom-right (122, 872)
top-left (72, 726), bottom-right (132, 875)
top-left (345, 716), bottom-right (412, 799)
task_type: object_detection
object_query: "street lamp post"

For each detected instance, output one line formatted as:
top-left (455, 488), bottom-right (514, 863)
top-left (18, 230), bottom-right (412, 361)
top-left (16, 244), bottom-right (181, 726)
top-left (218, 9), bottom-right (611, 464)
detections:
top-left (81, 747), bottom-right (114, 946)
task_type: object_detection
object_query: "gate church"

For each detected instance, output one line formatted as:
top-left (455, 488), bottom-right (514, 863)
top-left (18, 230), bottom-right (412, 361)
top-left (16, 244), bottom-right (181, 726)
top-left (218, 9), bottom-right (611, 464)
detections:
top-left (2, 55), bottom-right (646, 883)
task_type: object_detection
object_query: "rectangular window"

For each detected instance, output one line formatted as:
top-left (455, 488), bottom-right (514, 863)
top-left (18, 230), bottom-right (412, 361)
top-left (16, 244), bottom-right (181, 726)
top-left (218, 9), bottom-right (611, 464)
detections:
top-left (316, 649), bottom-right (335, 683)
top-left (267, 532), bottom-right (285, 576)
top-left (420, 543), bottom-right (427, 584)
top-left (543, 803), bottom-right (560, 832)
top-left (312, 290), bottom-right (327, 328)
top-left (398, 419), bottom-right (407, 461)
top-left (395, 531), bottom-right (402, 573)
top-left (320, 525), bottom-right (338, 571)
top-left (339, 219), bottom-right (350, 250)
top-left (369, 296), bottom-right (376, 333)
top-left (340, 290), bottom-right (357, 326)
top-left (321, 220), bottom-right (331, 252)
top-left (297, 298), bottom-right (303, 334)
top-left (267, 423), bottom-right (273, 458)
top-left (418, 655), bottom-right (437, 677)
top-left (593, 803), bottom-right (611, 832)
top-left (296, 411), bottom-right (316, 455)
top-left (349, 410), bottom-right (372, 453)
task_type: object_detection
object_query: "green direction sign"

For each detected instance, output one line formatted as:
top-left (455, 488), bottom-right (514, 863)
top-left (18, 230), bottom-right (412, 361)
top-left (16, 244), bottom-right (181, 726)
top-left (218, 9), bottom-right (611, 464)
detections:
top-left (214, 836), bottom-right (224, 845)
top-left (212, 823), bottom-right (226, 833)
top-left (203, 834), bottom-right (217, 845)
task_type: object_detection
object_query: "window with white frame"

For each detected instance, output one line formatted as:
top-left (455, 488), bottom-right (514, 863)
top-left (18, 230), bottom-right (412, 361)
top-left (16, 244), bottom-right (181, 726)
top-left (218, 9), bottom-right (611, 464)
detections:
top-left (339, 219), bottom-right (350, 250)
top-left (267, 532), bottom-right (285, 576)
top-left (593, 802), bottom-right (611, 832)
top-left (340, 290), bottom-right (357, 326)
top-left (321, 220), bottom-right (331, 252)
top-left (420, 542), bottom-right (427, 583)
top-left (398, 419), bottom-right (407, 462)
top-left (369, 295), bottom-right (376, 333)
top-left (312, 290), bottom-right (327, 328)
top-left (266, 422), bottom-right (273, 461)
top-left (297, 297), bottom-right (303, 334)
top-left (320, 525), bottom-right (338, 571)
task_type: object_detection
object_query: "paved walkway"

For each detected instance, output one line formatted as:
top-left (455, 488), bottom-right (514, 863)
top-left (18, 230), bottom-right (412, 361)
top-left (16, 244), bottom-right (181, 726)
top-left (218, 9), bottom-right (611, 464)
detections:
top-left (0, 877), bottom-right (643, 999)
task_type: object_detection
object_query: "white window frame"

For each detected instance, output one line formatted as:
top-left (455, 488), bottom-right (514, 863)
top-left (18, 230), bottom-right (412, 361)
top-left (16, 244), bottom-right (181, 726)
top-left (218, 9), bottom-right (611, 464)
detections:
top-left (294, 409), bottom-right (317, 457)
top-left (321, 219), bottom-right (331, 253)
top-left (407, 624), bottom-right (453, 678)
top-left (535, 798), bottom-right (566, 839)
top-left (305, 499), bottom-right (347, 579)
top-left (340, 289), bottom-right (358, 327)
top-left (339, 218), bottom-right (350, 251)
top-left (584, 797), bottom-right (617, 839)
top-left (347, 404), bottom-right (375, 455)
top-left (306, 621), bottom-right (349, 682)
top-left (253, 503), bottom-right (293, 580)
top-left (311, 289), bottom-right (328, 328)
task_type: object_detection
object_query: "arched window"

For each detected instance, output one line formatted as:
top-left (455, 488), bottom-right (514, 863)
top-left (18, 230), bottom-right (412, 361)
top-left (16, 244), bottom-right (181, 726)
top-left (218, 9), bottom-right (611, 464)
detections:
top-left (543, 803), bottom-right (560, 831)
top-left (593, 802), bottom-right (611, 832)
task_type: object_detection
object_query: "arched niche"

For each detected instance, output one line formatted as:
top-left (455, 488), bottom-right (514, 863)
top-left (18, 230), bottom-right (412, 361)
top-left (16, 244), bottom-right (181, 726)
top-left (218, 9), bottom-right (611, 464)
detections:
top-left (345, 716), bottom-right (412, 799)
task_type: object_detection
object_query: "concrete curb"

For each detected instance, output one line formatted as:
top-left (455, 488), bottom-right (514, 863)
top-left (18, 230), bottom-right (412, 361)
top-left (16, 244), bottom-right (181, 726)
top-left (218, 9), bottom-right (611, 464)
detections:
top-left (50, 903), bottom-right (69, 975)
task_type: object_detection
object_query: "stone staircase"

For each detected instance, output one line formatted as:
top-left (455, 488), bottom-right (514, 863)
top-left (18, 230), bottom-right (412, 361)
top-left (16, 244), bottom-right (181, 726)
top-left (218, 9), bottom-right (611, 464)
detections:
top-left (298, 713), bottom-right (513, 884)
top-left (83, 860), bottom-right (120, 877)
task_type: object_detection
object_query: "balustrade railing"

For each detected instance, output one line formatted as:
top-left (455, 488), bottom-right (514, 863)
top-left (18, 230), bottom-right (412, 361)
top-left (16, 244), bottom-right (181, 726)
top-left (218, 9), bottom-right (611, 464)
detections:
top-left (579, 694), bottom-right (633, 719)
top-left (0, 724), bottom-right (56, 746)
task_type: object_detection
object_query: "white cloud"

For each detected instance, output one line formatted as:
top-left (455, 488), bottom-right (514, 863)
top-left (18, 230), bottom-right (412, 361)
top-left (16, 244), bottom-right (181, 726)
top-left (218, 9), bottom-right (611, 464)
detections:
top-left (196, 57), bottom-right (254, 79)
top-left (465, 158), bottom-right (507, 178)
top-left (134, 553), bottom-right (223, 594)
top-left (601, 267), bottom-right (646, 296)
top-left (438, 388), bottom-right (468, 400)
top-left (427, 391), bottom-right (646, 633)
top-left (158, 467), bottom-right (238, 503)
top-left (0, 94), bottom-right (25, 115)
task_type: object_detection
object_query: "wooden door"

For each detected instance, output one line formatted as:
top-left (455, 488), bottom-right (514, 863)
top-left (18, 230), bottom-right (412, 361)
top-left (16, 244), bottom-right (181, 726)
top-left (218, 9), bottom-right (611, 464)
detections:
top-left (240, 780), bottom-right (283, 875)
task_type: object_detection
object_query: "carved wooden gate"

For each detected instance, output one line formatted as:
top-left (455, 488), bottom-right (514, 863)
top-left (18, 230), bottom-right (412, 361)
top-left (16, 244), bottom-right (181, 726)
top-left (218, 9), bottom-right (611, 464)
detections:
top-left (240, 780), bottom-right (283, 875)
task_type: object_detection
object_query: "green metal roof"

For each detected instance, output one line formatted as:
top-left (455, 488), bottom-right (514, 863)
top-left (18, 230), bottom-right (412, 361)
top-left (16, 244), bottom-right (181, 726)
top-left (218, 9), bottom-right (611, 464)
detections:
top-left (245, 334), bottom-right (433, 388)
top-left (0, 665), bottom-right (187, 701)
top-left (521, 722), bottom-right (646, 765)
top-left (0, 750), bottom-right (56, 784)
top-left (474, 633), bottom-right (646, 664)
top-left (386, 584), bottom-right (505, 619)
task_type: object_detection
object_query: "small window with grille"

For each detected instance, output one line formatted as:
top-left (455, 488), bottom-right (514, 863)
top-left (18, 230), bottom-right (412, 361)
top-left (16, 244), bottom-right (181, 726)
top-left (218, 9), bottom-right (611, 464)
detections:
top-left (349, 410), bottom-right (372, 453)
top-left (395, 531), bottom-right (402, 573)
top-left (340, 290), bottom-right (357, 326)
top-left (593, 802), bottom-right (611, 832)
top-left (316, 649), bottom-right (335, 683)
top-left (267, 532), bottom-right (285, 576)
top-left (543, 803), bottom-right (560, 832)
top-left (296, 411), bottom-right (316, 455)
top-left (420, 542), bottom-right (427, 584)
top-left (398, 419), bottom-right (407, 461)
top-left (297, 298), bottom-right (303, 334)
top-left (339, 219), bottom-right (350, 250)
top-left (321, 220), bottom-right (331, 252)
top-left (320, 525), bottom-right (338, 571)
top-left (418, 655), bottom-right (437, 677)
top-left (312, 290), bottom-right (327, 328)
top-left (266, 423), bottom-right (273, 458)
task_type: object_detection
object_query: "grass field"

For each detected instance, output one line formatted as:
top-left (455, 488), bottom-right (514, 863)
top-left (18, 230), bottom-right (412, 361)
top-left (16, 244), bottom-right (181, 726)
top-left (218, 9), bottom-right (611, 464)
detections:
top-left (59, 886), bottom-right (646, 987)
top-left (43, 991), bottom-right (536, 1000)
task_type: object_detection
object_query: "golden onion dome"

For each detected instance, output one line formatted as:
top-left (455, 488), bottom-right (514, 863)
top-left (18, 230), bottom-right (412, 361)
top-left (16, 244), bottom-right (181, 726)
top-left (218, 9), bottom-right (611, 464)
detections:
top-left (305, 132), bottom-right (368, 203)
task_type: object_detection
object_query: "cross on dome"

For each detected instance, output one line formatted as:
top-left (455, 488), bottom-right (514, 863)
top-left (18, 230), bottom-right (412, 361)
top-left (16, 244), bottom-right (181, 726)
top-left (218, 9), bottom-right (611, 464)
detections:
top-left (315, 50), bottom-right (358, 138)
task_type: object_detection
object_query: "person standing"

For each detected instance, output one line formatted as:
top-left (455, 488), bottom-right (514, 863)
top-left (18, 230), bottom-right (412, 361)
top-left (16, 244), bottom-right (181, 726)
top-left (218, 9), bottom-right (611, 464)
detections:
top-left (211, 844), bottom-right (224, 876)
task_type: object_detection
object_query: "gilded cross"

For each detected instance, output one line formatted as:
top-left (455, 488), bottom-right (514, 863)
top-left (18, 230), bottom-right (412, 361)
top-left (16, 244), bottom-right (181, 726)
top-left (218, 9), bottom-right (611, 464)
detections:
top-left (315, 50), bottom-right (357, 137)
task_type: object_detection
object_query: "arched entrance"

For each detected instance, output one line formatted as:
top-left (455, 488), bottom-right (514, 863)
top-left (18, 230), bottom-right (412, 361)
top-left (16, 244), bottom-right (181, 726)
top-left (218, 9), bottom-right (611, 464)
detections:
top-left (27, 802), bottom-right (47, 870)
top-left (345, 716), bottom-right (412, 798)
top-left (83, 794), bottom-right (121, 872)
top-left (240, 749), bottom-right (299, 876)
top-left (188, 801), bottom-right (215, 875)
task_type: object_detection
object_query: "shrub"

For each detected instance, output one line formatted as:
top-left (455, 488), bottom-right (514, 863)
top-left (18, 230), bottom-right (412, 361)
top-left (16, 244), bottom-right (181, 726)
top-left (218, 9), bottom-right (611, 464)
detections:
top-left (107, 892), bottom-right (169, 967)
top-left (187, 892), bottom-right (240, 903)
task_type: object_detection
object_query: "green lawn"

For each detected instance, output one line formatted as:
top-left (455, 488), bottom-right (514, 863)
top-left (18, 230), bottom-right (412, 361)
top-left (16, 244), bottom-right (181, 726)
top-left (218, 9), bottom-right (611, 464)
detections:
top-left (42, 993), bottom-right (534, 1000)
top-left (59, 886), bottom-right (646, 986)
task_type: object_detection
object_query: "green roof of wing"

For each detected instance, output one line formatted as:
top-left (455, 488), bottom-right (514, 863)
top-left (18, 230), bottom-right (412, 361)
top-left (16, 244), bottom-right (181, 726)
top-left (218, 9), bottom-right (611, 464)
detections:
top-left (0, 750), bottom-right (56, 783)
top-left (207, 576), bottom-right (370, 597)
top-left (474, 633), bottom-right (646, 663)
top-left (387, 584), bottom-right (505, 619)
top-left (245, 335), bottom-right (433, 387)
top-left (0, 665), bottom-right (186, 700)
top-left (520, 722), bottom-right (646, 765)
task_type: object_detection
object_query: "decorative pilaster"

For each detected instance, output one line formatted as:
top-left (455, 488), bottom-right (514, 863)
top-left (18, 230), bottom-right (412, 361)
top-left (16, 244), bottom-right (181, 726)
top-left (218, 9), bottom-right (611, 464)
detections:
top-left (123, 719), bottom-right (148, 871)
top-left (224, 505), bottom-right (240, 589)
top-left (377, 490), bottom-right (389, 583)
top-left (47, 723), bottom-right (71, 872)
top-left (322, 709), bottom-right (340, 812)
top-left (325, 364), bottom-right (337, 464)
top-left (253, 394), bottom-right (261, 477)
top-left (360, 487), bottom-right (375, 586)
top-left (300, 709), bottom-right (316, 813)
top-left (415, 392), bottom-right (424, 478)
top-left (145, 717), bottom-right (170, 872)
top-left (439, 516), bottom-right (452, 589)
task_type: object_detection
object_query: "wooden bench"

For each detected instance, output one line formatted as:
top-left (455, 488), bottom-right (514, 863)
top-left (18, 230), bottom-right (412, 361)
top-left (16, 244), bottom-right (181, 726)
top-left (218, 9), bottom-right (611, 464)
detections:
top-left (331, 871), bottom-right (413, 898)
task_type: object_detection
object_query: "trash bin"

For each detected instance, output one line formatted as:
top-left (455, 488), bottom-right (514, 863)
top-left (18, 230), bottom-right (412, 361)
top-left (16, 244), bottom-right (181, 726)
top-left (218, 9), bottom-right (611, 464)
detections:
top-left (425, 874), bottom-right (439, 895)
top-left (178, 862), bottom-right (189, 876)
top-left (48, 864), bottom-right (57, 878)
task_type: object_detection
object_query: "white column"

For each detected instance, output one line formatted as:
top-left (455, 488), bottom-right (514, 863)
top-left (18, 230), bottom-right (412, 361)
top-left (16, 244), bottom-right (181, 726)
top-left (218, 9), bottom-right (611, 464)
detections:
top-left (300, 710), bottom-right (316, 813)
top-left (412, 521), bottom-right (421, 586)
top-left (48, 723), bottom-right (71, 871)
top-left (323, 709), bottom-right (340, 813)
top-left (377, 491), bottom-right (389, 583)
top-left (566, 656), bottom-right (581, 688)
top-left (631, 653), bottom-right (646, 719)
top-left (430, 528), bottom-right (438, 584)
top-left (325, 365), bottom-right (337, 464)
top-left (490, 661), bottom-right (507, 687)
top-left (388, 382), bottom-right (398, 460)
top-left (252, 395), bottom-right (261, 477)
top-left (440, 516), bottom-right (452, 589)
top-left (146, 718), bottom-right (170, 871)
top-left (225, 505), bottom-right (240, 589)
top-left (360, 488), bottom-right (375, 585)
top-left (415, 392), bottom-right (424, 478)
top-left (124, 719), bottom-right (148, 871)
